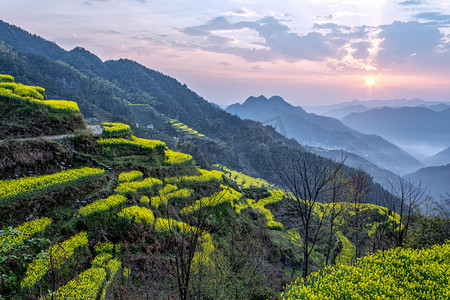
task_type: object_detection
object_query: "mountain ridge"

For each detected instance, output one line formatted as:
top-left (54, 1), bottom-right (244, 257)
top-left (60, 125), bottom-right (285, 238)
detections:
top-left (342, 106), bottom-right (450, 160)
top-left (304, 98), bottom-right (450, 115)
top-left (226, 95), bottom-right (423, 175)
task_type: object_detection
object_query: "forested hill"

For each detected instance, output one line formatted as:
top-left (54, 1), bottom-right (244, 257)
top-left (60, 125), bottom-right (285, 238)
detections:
top-left (0, 19), bottom-right (381, 191)
top-left (0, 19), bottom-right (237, 137)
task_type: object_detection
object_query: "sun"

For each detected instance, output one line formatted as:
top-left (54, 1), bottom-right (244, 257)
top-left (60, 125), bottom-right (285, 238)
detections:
top-left (366, 77), bottom-right (376, 86)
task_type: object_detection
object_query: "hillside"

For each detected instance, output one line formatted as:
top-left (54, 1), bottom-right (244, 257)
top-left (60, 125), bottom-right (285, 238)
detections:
top-left (342, 106), bottom-right (450, 160)
top-left (0, 20), bottom-right (305, 187)
top-left (322, 104), bottom-right (369, 119)
top-left (0, 76), bottom-right (414, 299)
top-left (226, 95), bottom-right (422, 175)
top-left (424, 146), bottom-right (450, 166)
top-left (311, 147), bottom-right (400, 188)
top-left (404, 164), bottom-right (450, 199)
top-left (0, 76), bottom-right (283, 299)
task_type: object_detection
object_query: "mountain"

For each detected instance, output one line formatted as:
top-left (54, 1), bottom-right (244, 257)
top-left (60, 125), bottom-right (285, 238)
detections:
top-left (405, 164), bottom-right (450, 200)
top-left (311, 147), bottom-right (400, 188)
top-left (0, 20), bottom-right (354, 189)
top-left (424, 146), bottom-right (450, 167)
top-left (423, 103), bottom-right (450, 112)
top-left (226, 95), bottom-right (423, 175)
top-left (304, 98), bottom-right (448, 115)
top-left (322, 104), bottom-right (370, 119)
top-left (342, 106), bottom-right (450, 160)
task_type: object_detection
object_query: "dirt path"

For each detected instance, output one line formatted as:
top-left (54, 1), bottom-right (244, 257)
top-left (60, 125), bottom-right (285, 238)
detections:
top-left (0, 125), bottom-right (103, 143)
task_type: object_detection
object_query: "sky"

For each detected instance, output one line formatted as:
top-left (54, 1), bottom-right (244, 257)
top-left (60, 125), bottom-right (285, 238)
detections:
top-left (1, 0), bottom-right (450, 106)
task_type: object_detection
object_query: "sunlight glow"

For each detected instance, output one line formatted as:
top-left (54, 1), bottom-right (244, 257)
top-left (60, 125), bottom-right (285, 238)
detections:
top-left (366, 77), bottom-right (376, 86)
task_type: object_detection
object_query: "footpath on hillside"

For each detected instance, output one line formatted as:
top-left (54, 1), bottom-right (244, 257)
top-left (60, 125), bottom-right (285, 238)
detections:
top-left (0, 124), bottom-right (102, 143)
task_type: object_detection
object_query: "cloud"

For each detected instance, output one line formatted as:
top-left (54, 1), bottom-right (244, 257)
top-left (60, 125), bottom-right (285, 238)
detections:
top-left (415, 12), bottom-right (450, 24)
top-left (313, 22), bottom-right (370, 41)
top-left (181, 16), bottom-right (348, 63)
top-left (219, 61), bottom-right (231, 67)
top-left (315, 15), bottom-right (333, 21)
top-left (179, 13), bottom-right (450, 74)
top-left (351, 41), bottom-right (371, 59)
top-left (205, 35), bottom-right (233, 46)
top-left (181, 16), bottom-right (256, 36)
top-left (398, 0), bottom-right (426, 5)
top-left (223, 8), bottom-right (258, 18)
top-left (376, 21), bottom-right (450, 72)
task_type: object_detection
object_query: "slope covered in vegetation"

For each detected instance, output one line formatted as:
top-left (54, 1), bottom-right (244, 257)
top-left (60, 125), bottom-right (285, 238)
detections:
top-left (1, 76), bottom-right (423, 299)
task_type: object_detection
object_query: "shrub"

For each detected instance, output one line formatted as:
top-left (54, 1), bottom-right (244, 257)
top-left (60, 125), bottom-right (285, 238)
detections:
top-left (94, 242), bottom-right (114, 254)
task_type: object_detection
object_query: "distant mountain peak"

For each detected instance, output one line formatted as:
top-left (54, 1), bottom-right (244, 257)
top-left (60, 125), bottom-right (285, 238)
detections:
top-left (268, 95), bottom-right (286, 103)
top-left (242, 95), bottom-right (293, 107)
top-left (243, 95), bottom-right (268, 105)
top-left (69, 46), bottom-right (103, 63)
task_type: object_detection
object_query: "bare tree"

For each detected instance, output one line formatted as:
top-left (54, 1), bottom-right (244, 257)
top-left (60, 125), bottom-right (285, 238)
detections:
top-left (159, 186), bottom-right (226, 300)
top-left (384, 176), bottom-right (428, 248)
top-left (276, 150), bottom-right (346, 278)
top-left (324, 172), bottom-right (350, 266)
top-left (347, 169), bottom-right (373, 260)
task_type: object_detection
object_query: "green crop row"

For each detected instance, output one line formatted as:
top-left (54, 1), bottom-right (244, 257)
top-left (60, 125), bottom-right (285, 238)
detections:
top-left (0, 74), bottom-right (80, 113)
top-left (165, 149), bottom-right (192, 165)
top-left (214, 164), bottom-right (272, 189)
top-left (168, 118), bottom-right (206, 138)
top-left (181, 185), bottom-right (242, 215)
top-left (96, 136), bottom-right (166, 156)
top-left (165, 169), bottom-right (223, 186)
top-left (21, 232), bottom-right (89, 289)
top-left (78, 194), bottom-right (128, 217)
top-left (0, 217), bottom-right (52, 252)
top-left (101, 122), bottom-right (132, 138)
top-left (118, 206), bottom-right (155, 225)
top-left (0, 167), bottom-right (105, 204)
top-left (117, 170), bottom-right (144, 183)
top-left (114, 177), bottom-right (163, 196)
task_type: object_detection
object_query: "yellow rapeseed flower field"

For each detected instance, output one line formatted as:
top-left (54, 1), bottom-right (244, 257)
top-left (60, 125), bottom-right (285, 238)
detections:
top-left (0, 217), bottom-right (52, 252)
top-left (21, 232), bottom-right (89, 289)
top-left (281, 243), bottom-right (450, 299)
top-left (0, 167), bottom-right (105, 204)
top-left (78, 194), bottom-right (128, 217)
